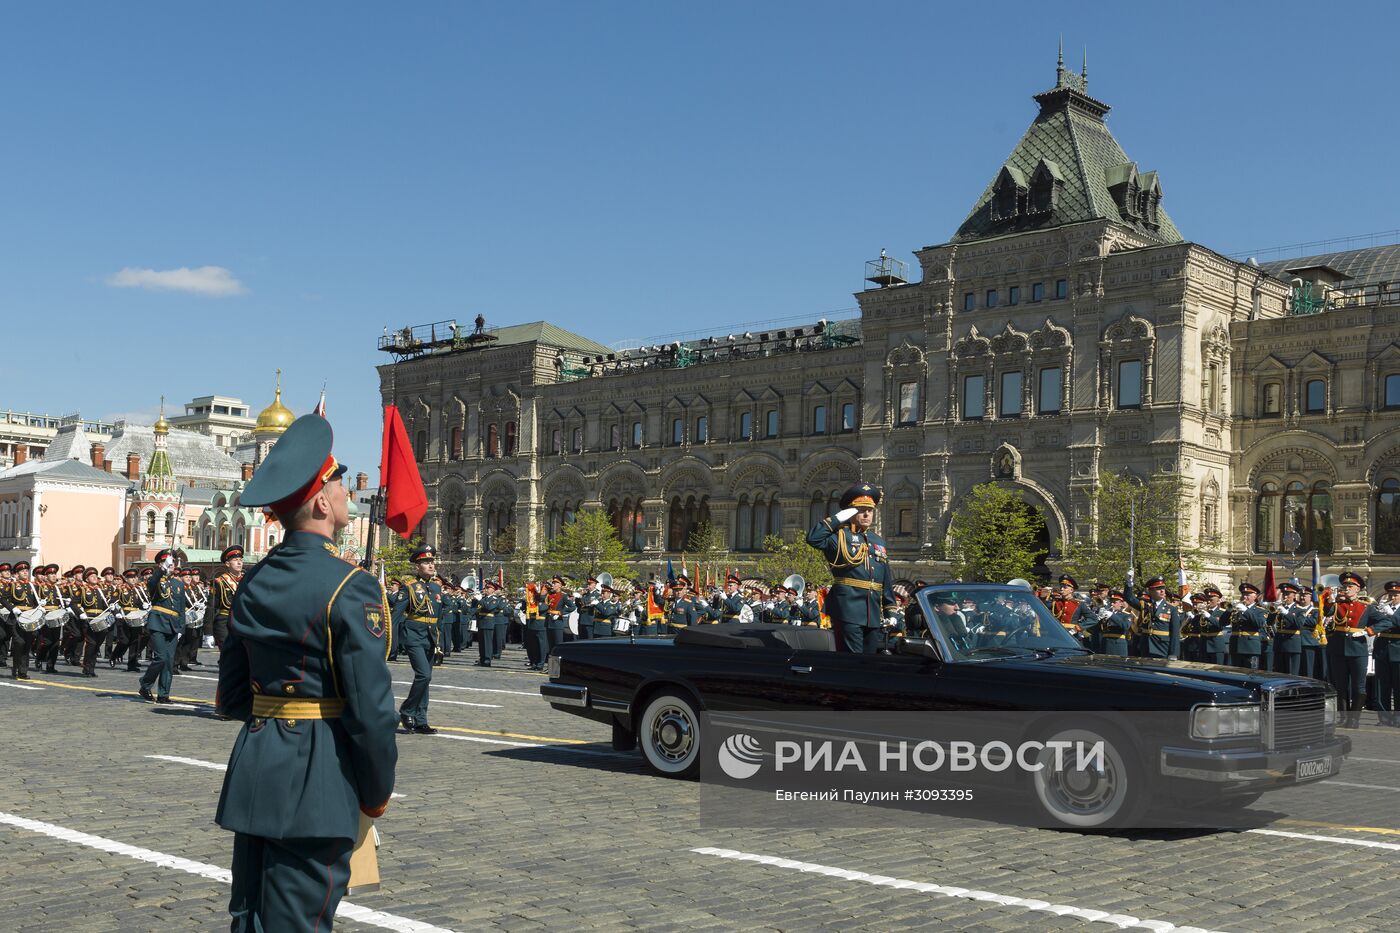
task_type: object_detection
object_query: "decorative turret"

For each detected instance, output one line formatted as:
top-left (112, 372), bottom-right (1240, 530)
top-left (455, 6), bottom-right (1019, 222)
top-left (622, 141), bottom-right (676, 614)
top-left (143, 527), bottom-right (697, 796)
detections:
top-left (254, 370), bottom-right (295, 437)
top-left (144, 397), bottom-right (178, 495)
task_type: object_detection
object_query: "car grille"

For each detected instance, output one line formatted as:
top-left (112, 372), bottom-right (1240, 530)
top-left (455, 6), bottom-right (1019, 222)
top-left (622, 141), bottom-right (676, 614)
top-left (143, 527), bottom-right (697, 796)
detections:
top-left (1264, 685), bottom-right (1327, 751)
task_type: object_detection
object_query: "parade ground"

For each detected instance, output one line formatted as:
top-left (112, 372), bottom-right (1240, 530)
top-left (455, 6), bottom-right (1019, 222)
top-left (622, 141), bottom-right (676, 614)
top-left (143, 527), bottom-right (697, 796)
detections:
top-left (2, 647), bottom-right (1398, 932)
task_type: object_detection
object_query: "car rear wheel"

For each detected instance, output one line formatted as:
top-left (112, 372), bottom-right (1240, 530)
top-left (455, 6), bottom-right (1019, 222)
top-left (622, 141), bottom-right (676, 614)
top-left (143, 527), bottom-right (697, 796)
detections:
top-left (637, 689), bottom-right (702, 779)
top-left (1029, 724), bottom-right (1148, 829)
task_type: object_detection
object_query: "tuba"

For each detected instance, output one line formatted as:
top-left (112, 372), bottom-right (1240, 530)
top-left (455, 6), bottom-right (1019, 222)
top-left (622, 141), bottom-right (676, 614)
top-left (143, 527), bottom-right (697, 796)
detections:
top-left (783, 574), bottom-right (806, 598)
top-left (596, 571), bottom-right (614, 590)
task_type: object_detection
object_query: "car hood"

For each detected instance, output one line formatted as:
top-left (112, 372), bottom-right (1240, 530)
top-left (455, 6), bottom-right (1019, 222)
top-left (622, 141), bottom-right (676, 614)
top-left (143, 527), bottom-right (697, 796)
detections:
top-left (1043, 653), bottom-right (1318, 692)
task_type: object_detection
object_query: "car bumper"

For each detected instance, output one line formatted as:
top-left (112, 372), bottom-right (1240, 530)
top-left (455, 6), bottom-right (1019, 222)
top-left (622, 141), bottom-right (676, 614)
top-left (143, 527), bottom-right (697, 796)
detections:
top-left (541, 683), bottom-right (588, 707)
top-left (1159, 735), bottom-right (1351, 784)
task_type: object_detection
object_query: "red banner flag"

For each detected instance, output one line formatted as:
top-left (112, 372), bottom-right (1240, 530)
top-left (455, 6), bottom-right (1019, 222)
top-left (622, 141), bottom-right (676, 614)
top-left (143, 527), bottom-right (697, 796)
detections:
top-left (380, 405), bottom-right (427, 540)
top-left (1262, 559), bottom-right (1277, 603)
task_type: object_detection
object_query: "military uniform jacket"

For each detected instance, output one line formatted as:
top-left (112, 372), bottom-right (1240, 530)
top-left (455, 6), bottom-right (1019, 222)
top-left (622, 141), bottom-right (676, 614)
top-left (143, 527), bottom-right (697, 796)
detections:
top-left (576, 588), bottom-right (599, 624)
top-left (204, 571), bottom-right (239, 626)
top-left (1329, 598), bottom-right (1373, 657)
top-left (1371, 604), bottom-right (1400, 662)
top-left (1273, 603), bottom-right (1305, 652)
top-left (216, 531), bottom-right (397, 842)
top-left (1200, 607), bottom-right (1231, 655)
top-left (74, 584), bottom-right (104, 619)
top-left (115, 584), bottom-right (141, 613)
top-left (544, 592), bottom-right (575, 629)
top-left (1230, 604), bottom-right (1269, 654)
top-left (2, 580), bottom-right (40, 612)
top-left (476, 593), bottom-right (507, 622)
top-left (666, 597), bottom-right (698, 628)
top-left (1125, 592), bottom-right (1181, 658)
top-left (595, 597), bottom-right (621, 629)
top-left (145, 568), bottom-right (186, 636)
top-left (719, 592), bottom-right (745, 621)
top-left (806, 514), bottom-right (895, 630)
top-left (798, 600), bottom-right (820, 625)
top-left (392, 575), bottom-right (441, 648)
top-left (1298, 605), bottom-right (1323, 647)
top-left (1097, 610), bottom-right (1133, 655)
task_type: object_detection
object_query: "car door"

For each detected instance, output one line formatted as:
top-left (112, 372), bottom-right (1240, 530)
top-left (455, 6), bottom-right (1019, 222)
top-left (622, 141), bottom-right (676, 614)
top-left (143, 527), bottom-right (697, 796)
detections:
top-left (780, 648), bottom-right (954, 711)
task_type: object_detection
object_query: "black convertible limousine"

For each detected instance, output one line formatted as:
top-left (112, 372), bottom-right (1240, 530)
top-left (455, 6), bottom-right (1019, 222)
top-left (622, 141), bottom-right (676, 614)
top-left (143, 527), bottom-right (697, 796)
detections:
top-left (541, 583), bottom-right (1350, 828)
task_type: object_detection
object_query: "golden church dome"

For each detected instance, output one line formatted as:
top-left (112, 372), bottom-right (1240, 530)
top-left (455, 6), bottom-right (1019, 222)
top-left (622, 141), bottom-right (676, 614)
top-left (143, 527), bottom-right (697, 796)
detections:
top-left (255, 370), bottom-right (295, 435)
top-left (153, 396), bottom-right (170, 435)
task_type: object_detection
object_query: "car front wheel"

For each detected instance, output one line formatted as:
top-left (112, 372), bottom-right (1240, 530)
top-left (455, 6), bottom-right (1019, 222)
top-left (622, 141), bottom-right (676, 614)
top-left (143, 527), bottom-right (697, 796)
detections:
top-left (1029, 724), bottom-right (1148, 829)
top-left (637, 689), bottom-right (702, 779)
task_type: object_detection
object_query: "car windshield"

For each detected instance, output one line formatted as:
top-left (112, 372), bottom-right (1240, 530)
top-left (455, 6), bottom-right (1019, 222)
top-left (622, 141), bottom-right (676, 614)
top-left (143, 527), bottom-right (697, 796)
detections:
top-left (915, 585), bottom-right (1088, 661)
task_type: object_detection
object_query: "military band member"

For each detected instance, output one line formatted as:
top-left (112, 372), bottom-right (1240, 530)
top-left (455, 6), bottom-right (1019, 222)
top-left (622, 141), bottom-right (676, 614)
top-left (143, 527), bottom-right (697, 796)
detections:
top-left (1070, 583), bottom-right (1110, 651)
top-left (1048, 575), bottom-right (1084, 642)
top-left (544, 575), bottom-right (575, 653)
top-left (0, 563), bottom-right (12, 672)
top-left (391, 545), bottom-right (441, 733)
top-left (797, 589), bottom-right (821, 627)
top-left (1095, 591), bottom-right (1134, 657)
top-left (523, 584), bottom-right (547, 667)
top-left (1298, 587), bottom-right (1327, 681)
top-left (594, 583), bottom-right (622, 636)
top-left (1327, 571), bottom-right (1370, 728)
top-left (215, 412), bottom-right (397, 933)
top-left (1125, 575), bottom-right (1181, 660)
top-left (575, 576), bottom-right (600, 640)
top-left (204, 546), bottom-right (243, 650)
top-left (666, 577), bottom-right (699, 631)
top-left (1199, 586), bottom-right (1230, 665)
top-left (1229, 582), bottom-right (1268, 670)
top-left (2, 562), bottom-right (40, 679)
top-left (72, 567), bottom-right (107, 678)
top-left (805, 482), bottom-right (895, 654)
top-left (111, 569), bottom-right (146, 671)
top-left (1271, 583), bottom-right (1304, 674)
top-left (60, 566), bottom-right (84, 666)
top-left (175, 568), bottom-right (207, 672)
top-left (32, 564), bottom-right (66, 673)
top-left (1371, 581), bottom-right (1400, 727)
top-left (474, 580), bottom-right (507, 666)
top-left (493, 586), bottom-right (509, 661)
top-left (1179, 594), bottom-right (1203, 663)
top-left (434, 580), bottom-right (454, 662)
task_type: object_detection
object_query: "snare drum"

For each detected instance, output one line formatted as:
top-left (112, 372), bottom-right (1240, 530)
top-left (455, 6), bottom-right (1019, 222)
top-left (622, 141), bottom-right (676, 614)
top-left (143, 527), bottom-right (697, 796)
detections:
top-left (15, 607), bottom-right (44, 632)
top-left (123, 609), bottom-right (148, 627)
top-left (43, 609), bottom-right (67, 629)
top-left (88, 610), bottom-right (116, 633)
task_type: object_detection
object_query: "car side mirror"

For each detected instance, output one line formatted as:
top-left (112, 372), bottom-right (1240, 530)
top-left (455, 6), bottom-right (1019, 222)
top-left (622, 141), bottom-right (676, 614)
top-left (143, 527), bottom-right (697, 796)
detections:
top-left (895, 637), bottom-right (941, 663)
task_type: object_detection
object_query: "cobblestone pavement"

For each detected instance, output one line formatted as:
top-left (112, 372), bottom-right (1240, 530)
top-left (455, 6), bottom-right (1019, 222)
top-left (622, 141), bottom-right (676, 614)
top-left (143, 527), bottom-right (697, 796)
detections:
top-left (2, 645), bottom-right (1399, 932)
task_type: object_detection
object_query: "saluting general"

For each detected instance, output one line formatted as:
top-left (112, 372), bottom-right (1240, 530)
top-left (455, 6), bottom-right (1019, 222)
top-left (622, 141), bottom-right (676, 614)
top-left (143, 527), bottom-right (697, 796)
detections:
top-left (216, 413), bottom-right (397, 933)
top-left (391, 546), bottom-right (441, 734)
top-left (805, 482), bottom-right (895, 653)
top-left (139, 549), bottom-right (186, 703)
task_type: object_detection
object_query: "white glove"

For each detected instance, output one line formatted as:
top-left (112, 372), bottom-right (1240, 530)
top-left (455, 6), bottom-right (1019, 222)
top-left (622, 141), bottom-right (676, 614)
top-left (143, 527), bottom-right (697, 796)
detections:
top-left (202, 635), bottom-right (215, 648)
top-left (1125, 569), bottom-right (1135, 585)
top-left (1234, 602), bottom-right (1247, 612)
top-left (161, 556), bottom-right (175, 573)
top-left (835, 507), bottom-right (859, 524)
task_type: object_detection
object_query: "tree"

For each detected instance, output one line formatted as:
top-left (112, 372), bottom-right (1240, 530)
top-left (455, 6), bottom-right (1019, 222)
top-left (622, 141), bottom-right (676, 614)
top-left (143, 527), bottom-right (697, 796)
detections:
top-left (487, 524), bottom-right (535, 590)
top-left (947, 483), bottom-right (1046, 583)
top-left (375, 532), bottom-right (421, 583)
top-left (685, 521), bottom-right (733, 587)
top-left (541, 510), bottom-right (632, 584)
top-left (757, 532), bottom-right (834, 589)
top-left (1061, 470), bottom-right (1207, 589)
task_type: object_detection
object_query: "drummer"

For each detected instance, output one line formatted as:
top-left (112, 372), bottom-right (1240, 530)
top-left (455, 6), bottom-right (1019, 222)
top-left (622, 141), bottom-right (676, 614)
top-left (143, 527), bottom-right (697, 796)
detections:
top-left (2, 561), bottom-right (41, 679)
top-left (111, 569), bottom-right (146, 672)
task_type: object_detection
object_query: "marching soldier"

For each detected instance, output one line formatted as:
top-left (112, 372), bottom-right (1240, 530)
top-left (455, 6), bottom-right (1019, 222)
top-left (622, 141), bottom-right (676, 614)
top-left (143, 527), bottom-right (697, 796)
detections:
top-left (1070, 583), bottom-right (1110, 651)
top-left (717, 575), bottom-right (743, 622)
top-left (492, 584), bottom-right (509, 660)
top-left (1371, 581), bottom-right (1400, 727)
top-left (214, 411), bottom-right (398, 932)
top-left (1197, 586), bottom-right (1229, 665)
top-left (1326, 571), bottom-right (1370, 728)
top-left (1182, 593), bottom-right (1211, 662)
top-left (805, 482), bottom-right (895, 654)
top-left (72, 566), bottom-right (107, 678)
top-left (1048, 575), bottom-right (1084, 642)
top-left (390, 545), bottom-right (441, 733)
top-left (33, 564), bottom-right (65, 673)
top-left (1272, 583), bottom-right (1304, 674)
top-left (111, 569), bottom-right (146, 671)
top-left (1229, 582), bottom-right (1268, 670)
top-left (175, 568), bottom-right (207, 672)
top-left (666, 577), bottom-right (698, 632)
top-left (544, 576), bottom-right (574, 653)
top-left (2, 562), bottom-right (40, 679)
top-left (474, 580), bottom-right (505, 666)
top-left (1125, 575), bottom-right (1181, 660)
top-left (138, 550), bottom-right (187, 703)
top-left (435, 580), bottom-right (455, 662)
top-left (1298, 586), bottom-right (1327, 681)
top-left (60, 566), bottom-right (84, 666)
top-left (204, 546), bottom-right (244, 650)
top-left (594, 582), bottom-right (622, 636)
top-left (523, 583), bottom-right (547, 667)
top-left (796, 588), bottom-right (821, 627)
top-left (0, 563), bottom-right (12, 672)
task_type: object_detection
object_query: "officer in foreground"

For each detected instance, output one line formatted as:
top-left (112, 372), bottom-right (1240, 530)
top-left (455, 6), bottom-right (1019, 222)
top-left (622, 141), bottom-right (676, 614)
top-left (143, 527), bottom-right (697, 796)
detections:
top-left (216, 413), bottom-right (397, 932)
top-left (805, 482), bottom-right (895, 653)
top-left (391, 546), bottom-right (441, 733)
top-left (139, 549), bottom-right (186, 703)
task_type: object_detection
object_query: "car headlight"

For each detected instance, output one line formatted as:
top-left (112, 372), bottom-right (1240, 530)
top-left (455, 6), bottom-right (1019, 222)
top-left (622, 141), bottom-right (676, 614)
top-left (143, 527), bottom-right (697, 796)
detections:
top-left (1324, 693), bottom-right (1338, 727)
top-left (547, 654), bottom-right (561, 679)
top-left (1192, 703), bottom-right (1261, 739)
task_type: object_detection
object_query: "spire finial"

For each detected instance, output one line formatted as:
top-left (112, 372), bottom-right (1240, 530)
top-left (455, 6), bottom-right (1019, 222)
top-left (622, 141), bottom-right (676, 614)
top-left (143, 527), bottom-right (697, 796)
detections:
top-left (274, 368), bottom-right (282, 400)
top-left (1082, 47), bottom-right (1088, 86)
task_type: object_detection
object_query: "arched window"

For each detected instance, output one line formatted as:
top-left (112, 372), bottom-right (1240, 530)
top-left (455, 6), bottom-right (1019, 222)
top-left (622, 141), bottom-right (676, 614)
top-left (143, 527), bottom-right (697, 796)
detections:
top-left (571, 427), bottom-right (582, 453)
top-left (414, 430), bottom-right (428, 461)
top-left (735, 496), bottom-right (753, 551)
top-left (1386, 375), bottom-right (1400, 410)
top-left (753, 494), bottom-right (769, 543)
top-left (668, 497), bottom-right (685, 550)
top-left (1261, 383), bottom-right (1282, 417)
top-left (551, 429), bottom-right (562, 455)
top-left (671, 418), bottom-right (684, 445)
top-left (739, 412), bottom-right (753, 440)
top-left (609, 424), bottom-right (621, 450)
top-left (1377, 479), bottom-right (1400, 553)
top-left (548, 507), bottom-right (560, 539)
top-left (809, 493), bottom-right (825, 529)
top-left (487, 423), bottom-right (499, 458)
top-left (1307, 481), bottom-right (1333, 554)
top-left (1305, 379), bottom-right (1326, 414)
top-left (450, 427), bottom-right (463, 460)
top-left (163, 512), bottom-right (174, 538)
top-left (631, 422), bottom-right (643, 448)
top-left (768, 498), bottom-right (782, 538)
top-left (695, 416), bottom-right (708, 443)
top-left (146, 510), bottom-right (157, 538)
top-left (1254, 482), bottom-right (1278, 552)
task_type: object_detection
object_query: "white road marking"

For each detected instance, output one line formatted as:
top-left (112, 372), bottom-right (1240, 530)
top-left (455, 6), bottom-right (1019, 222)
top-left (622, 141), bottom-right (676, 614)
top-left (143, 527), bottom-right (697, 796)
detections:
top-left (153, 703), bottom-right (199, 711)
top-left (1350, 757), bottom-right (1400, 765)
top-left (1245, 828), bottom-right (1400, 852)
top-left (146, 754), bottom-right (406, 798)
top-left (1318, 780), bottom-right (1400, 793)
top-left (0, 810), bottom-right (460, 932)
top-left (393, 680), bottom-right (534, 697)
top-left (0, 681), bottom-right (44, 691)
top-left (690, 847), bottom-right (1227, 931)
top-left (173, 674), bottom-right (220, 682)
top-left (432, 733), bottom-right (626, 758)
top-left (392, 695), bottom-right (501, 709)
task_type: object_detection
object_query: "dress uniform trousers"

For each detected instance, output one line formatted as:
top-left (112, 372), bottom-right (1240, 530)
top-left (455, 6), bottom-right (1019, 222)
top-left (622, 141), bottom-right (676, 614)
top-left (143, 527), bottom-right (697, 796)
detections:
top-left (398, 619), bottom-right (434, 726)
top-left (493, 617), bottom-right (508, 659)
top-left (476, 614), bottom-right (497, 664)
top-left (139, 629), bottom-right (179, 699)
top-left (525, 619), bottom-right (548, 666)
top-left (229, 832), bottom-right (354, 933)
top-left (112, 622), bottom-right (144, 670)
top-left (1327, 638), bottom-right (1368, 714)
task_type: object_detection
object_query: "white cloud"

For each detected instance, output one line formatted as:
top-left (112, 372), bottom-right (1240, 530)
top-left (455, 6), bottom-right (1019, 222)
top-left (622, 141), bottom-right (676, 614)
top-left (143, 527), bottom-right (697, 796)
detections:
top-left (106, 265), bottom-right (247, 297)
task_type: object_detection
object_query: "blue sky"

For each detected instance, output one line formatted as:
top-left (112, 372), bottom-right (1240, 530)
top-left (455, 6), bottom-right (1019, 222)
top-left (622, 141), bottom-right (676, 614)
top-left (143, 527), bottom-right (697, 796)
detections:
top-left (3, 1), bottom-right (1397, 476)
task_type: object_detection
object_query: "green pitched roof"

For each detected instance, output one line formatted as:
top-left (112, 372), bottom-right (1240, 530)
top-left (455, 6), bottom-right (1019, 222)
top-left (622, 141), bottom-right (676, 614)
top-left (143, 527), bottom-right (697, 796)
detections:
top-left (490, 321), bottom-right (612, 356)
top-left (953, 67), bottom-right (1182, 245)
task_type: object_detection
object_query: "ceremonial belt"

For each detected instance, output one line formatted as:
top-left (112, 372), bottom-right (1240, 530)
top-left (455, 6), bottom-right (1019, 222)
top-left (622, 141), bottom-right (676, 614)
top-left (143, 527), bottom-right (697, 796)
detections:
top-left (1101, 633), bottom-right (1127, 639)
top-left (722, 613), bottom-right (740, 620)
top-left (251, 696), bottom-right (345, 720)
top-left (1378, 633), bottom-right (1400, 639)
top-left (833, 577), bottom-right (883, 592)
top-left (407, 614), bottom-right (437, 623)
top-left (1332, 626), bottom-right (1367, 634)
top-left (151, 606), bottom-right (180, 617)
top-left (1148, 629), bottom-right (1171, 637)
top-left (1276, 628), bottom-right (1302, 635)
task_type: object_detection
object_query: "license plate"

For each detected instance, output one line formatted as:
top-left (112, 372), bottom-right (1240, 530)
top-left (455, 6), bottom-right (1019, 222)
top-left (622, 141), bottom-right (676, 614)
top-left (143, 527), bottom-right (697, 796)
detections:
top-left (1296, 756), bottom-right (1331, 781)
